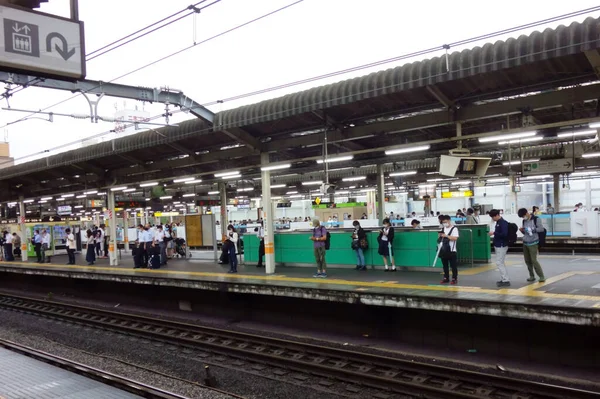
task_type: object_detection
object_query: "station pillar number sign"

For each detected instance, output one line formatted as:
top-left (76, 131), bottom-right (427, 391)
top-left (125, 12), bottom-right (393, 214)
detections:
top-left (0, 5), bottom-right (85, 79)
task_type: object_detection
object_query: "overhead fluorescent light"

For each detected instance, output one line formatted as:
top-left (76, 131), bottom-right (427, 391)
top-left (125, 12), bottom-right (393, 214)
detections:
top-left (261, 163), bottom-right (291, 171)
top-left (498, 136), bottom-right (544, 145)
top-left (571, 171), bottom-right (598, 176)
top-left (74, 205), bottom-right (84, 209)
top-left (389, 171), bottom-right (417, 177)
top-left (56, 198), bottom-right (65, 201)
top-left (582, 152), bottom-right (600, 158)
top-left (385, 145), bottom-right (430, 156)
top-left (76, 194), bottom-right (87, 198)
top-left (589, 122), bottom-right (600, 128)
top-left (502, 158), bottom-right (540, 166)
top-left (208, 191), bottom-right (219, 195)
top-left (335, 190), bottom-right (349, 195)
top-left (302, 181), bottom-right (323, 186)
top-left (286, 191), bottom-right (298, 194)
top-left (451, 180), bottom-right (472, 185)
top-left (40, 197), bottom-right (52, 201)
top-left (84, 190), bottom-right (98, 195)
top-left (342, 176), bottom-right (366, 181)
top-left (110, 187), bottom-right (127, 191)
top-left (221, 174), bottom-right (241, 180)
top-left (310, 192), bottom-right (322, 197)
top-left (61, 194), bottom-right (75, 198)
top-left (123, 188), bottom-right (136, 192)
top-left (23, 199), bottom-right (34, 203)
top-left (385, 182), bottom-right (394, 186)
top-left (184, 179), bottom-right (202, 184)
top-left (270, 184), bottom-right (287, 189)
top-left (160, 196), bottom-right (172, 200)
top-left (215, 171), bottom-right (240, 178)
top-left (557, 129), bottom-right (597, 138)
top-left (182, 193), bottom-right (195, 197)
top-left (479, 131), bottom-right (536, 143)
top-left (237, 187), bottom-right (253, 192)
top-left (270, 196), bottom-right (283, 200)
top-left (524, 175), bottom-right (552, 180)
top-left (38, 200), bottom-right (47, 204)
top-left (288, 194), bottom-right (303, 198)
top-left (316, 155), bottom-right (353, 164)
top-left (486, 178), bottom-right (509, 183)
top-left (173, 177), bottom-right (195, 183)
top-left (140, 182), bottom-right (158, 187)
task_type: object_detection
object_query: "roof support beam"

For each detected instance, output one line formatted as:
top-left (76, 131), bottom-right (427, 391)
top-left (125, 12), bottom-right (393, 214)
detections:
top-left (312, 110), bottom-right (366, 151)
top-left (0, 72), bottom-right (214, 123)
top-left (584, 50), bottom-right (600, 78)
top-left (426, 85), bottom-right (455, 108)
top-left (221, 127), bottom-right (262, 152)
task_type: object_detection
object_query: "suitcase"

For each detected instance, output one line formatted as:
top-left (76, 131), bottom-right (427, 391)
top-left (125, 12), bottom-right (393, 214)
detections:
top-left (149, 254), bottom-right (161, 269)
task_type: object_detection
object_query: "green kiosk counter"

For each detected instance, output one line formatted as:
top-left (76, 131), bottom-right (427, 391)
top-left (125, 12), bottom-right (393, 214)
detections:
top-left (244, 225), bottom-right (491, 269)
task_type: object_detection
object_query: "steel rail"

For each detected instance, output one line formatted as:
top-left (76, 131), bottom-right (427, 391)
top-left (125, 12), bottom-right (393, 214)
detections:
top-left (0, 293), bottom-right (597, 399)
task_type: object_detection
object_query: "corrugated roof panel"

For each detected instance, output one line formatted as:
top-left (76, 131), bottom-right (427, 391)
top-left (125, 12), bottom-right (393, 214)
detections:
top-left (217, 17), bottom-right (600, 129)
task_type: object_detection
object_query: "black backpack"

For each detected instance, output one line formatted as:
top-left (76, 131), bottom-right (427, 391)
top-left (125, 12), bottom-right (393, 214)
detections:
top-left (526, 216), bottom-right (547, 248)
top-left (507, 222), bottom-right (518, 245)
top-left (438, 227), bottom-right (456, 260)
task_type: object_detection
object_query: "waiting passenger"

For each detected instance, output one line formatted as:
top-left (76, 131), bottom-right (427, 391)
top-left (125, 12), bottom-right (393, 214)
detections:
top-left (33, 230), bottom-right (42, 263)
top-left (256, 221), bottom-right (265, 268)
top-left (351, 220), bottom-right (367, 271)
top-left (378, 218), bottom-right (396, 272)
top-left (438, 215), bottom-right (459, 285)
top-left (85, 229), bottom-right (96, 266)
top-left (518, 208), bottom-right (546, 283)
top-left (310, 219), bottom-right (327, 278)
top-left (2, 230), bottom-right (14, 261)
top-left (225, 224), bottom-right (239, 273)
top-left (65, 228), bottom-right (76, 265)
top-left (488, 209), bottom-right (510, 287)
top-left (41, 229), bottom-right (51, 263)
top-left (465, 208), bottom-right (478, 224)
top-left (12, 233), bottom-right (21, 258)
top-left (411, 219), bottom-right (422, 229)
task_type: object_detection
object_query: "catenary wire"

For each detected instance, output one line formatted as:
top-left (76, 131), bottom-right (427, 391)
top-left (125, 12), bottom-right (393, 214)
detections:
top-left (0, 0), bottom-right (304, 130)
top-left (1, 5), bottom-right (598, 161)
top-left (1, 1), bottom-right (220, 99)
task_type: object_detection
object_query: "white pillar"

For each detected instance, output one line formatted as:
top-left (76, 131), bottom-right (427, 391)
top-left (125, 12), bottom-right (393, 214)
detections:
top-left (261, 153), bottom-right (275, 274)
top-left (541, 182), bottom-right (548, 210)
top-left (376, 164), bottom-right (385, 224)
top-left (18, 197), bottom-right (27, 262)
top-left (366, 191), bottom-right (377, 219)
top-left (509, 175), bottom-right (517, 214)
top-left (107, 190), bottom-right (118, 265)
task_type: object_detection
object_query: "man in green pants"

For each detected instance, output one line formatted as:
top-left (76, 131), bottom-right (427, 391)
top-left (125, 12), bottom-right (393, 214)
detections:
top-left (517, 208), bottom-right (546, 283)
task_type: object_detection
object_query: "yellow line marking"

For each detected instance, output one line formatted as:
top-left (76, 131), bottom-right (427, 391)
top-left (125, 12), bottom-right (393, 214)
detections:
top-left (460, 264), bottom-right (496, 275)
top-left (512, 271), bottom-right (598, 295)
top-left (1, 261), bottom-right (600, 303)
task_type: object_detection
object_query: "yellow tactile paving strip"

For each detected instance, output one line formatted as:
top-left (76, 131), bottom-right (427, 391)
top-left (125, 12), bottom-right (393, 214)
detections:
top-left (1, 261), bottom-right (600, 304)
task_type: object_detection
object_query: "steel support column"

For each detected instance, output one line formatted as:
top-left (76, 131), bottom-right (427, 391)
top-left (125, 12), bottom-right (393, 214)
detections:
top-left (376, 164), bottom-right (385, 224)
top-left (219, 182), bottom-right (227, 240)
top-left (261, 153), bottom-right (275, 274)
top-left (18, 197), bottom-right (27, 262)
top-left (107, 190), bottom-right (118, 266)
top-left (70, 0), bottom-right (79, 20)
top-left (553, 175), bottom-right (561, 212)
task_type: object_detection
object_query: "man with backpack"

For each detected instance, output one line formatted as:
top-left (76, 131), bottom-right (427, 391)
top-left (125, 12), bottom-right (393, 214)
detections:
top-left (517, 208), bottom-right (546, 283)
top-left (310, 219), bottom-right (328, 278)
top-left (488, 209), bottom-right (513, 287)
top-left (438, 215), bottom-right (459, 285)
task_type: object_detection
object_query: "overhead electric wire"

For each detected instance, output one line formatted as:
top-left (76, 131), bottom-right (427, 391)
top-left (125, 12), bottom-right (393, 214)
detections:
top-left (1, 4), bottom-right (598, 164)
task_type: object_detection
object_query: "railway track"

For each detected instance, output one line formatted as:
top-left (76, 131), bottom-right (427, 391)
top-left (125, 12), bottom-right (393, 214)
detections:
top-left (0, 293), bottom-right (597, 399)
top-left (0, 337), bottom-right (188, 399)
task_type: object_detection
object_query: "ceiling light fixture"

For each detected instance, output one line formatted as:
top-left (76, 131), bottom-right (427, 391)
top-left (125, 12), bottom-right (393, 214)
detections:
top-left (185, 179), bottom-right (202, 184)
top-left (261, 163), bottom-right (291, 171)
top-left (479, 131), bottom-right (536, 143)
top-left (557, 129), bottom-right (597, 138)
top-left (385, 145), bottom-right (430, 156)
top-left (110, 187), bottom-right (127, 191)
top-left (389, 171), bottom-right (417, 177)
top-left (302, 181), bottom-right (323, 186)
top-left (140, 182), bottom-right (159, 187)
top-left (582, 152), bottom-right (600, 158)
top-left (342, 176), bottom-right (366, 182)
top-left (498, 136), bottom-right (544, 145)
top-left (316, 155), bottom-right (353, 164)
top-left (173, 177), bottom-right (195, 183)
top-left (215, 171), bottom-right (240, 178)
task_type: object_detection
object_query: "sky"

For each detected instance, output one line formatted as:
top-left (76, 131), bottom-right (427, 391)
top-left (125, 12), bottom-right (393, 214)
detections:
top-left (2, 0), bottom-right (600, 162)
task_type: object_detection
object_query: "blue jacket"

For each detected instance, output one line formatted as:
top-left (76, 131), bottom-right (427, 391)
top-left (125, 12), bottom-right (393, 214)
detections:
top-left (493, 217), bottom-right (509, 247)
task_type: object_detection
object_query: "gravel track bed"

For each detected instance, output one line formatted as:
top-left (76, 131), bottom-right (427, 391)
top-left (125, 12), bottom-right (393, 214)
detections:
top-left (0, 309), bottom-right (347, 399)
top-left (15, 289), bottom-right (599, 391)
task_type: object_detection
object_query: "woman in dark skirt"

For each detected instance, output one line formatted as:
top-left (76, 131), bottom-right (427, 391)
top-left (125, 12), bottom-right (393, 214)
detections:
top-left (378, 218), bottom-right (396, 272)
top-left (85, 229), bottom-right (96, 265)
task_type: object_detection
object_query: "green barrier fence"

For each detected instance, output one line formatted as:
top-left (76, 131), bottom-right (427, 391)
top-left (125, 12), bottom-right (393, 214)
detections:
top-left (244, 225), bottom-right (490, 268)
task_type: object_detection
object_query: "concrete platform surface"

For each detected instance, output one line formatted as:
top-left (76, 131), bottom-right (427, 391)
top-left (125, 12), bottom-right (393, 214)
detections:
top-left (0, 253), bottom-right (599, 326)
top-left (0, 347), bottom-right (140, 399)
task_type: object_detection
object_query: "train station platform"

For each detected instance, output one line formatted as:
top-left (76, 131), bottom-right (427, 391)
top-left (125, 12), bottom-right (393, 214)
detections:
top-left (0, 254), bottom-right (599, 327)
top-left (0, 346), bottom-right (140, 399)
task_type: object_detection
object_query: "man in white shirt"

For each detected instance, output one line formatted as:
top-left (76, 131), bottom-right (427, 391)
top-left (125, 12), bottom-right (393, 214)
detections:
top-left (154, 225), bottom-right (167, 266)
top-left (438, 215), bottom-right (459, 285)
top-left (66, 227), bottom-right (76, 265)
top-left (41, 229), bottom-right (51, 263)
top-left (3, 231), bottom-right (14, 261)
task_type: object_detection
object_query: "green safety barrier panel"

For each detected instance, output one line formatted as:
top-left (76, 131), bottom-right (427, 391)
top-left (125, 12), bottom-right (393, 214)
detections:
top-left (244, 225), bottom-right (490, 268)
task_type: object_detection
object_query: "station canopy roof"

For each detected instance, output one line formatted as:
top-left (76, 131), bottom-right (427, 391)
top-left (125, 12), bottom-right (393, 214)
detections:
top-left (2, 16), bottom-right (600, 202)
